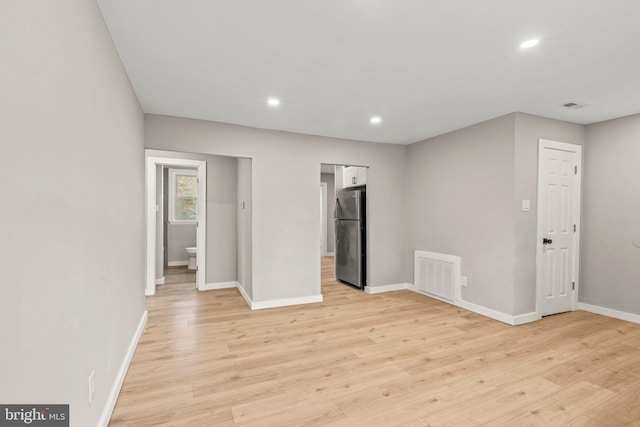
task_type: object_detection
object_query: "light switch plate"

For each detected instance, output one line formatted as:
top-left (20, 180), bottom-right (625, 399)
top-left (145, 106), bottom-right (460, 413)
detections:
top-left (521, 199), bottom-right (531, 212)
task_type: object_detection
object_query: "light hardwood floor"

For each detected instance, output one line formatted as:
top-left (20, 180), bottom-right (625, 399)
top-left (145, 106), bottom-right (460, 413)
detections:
top-left (110, 257), bottom-right (640, 426)
top-left (163, 265), bottom-right (196, 285)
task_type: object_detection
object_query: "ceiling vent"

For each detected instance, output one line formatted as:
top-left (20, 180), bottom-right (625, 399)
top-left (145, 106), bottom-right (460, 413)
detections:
top-left (562, 102), bottom-right (586, 109)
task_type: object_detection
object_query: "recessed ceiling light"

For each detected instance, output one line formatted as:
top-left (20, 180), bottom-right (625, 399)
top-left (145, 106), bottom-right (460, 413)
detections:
top-left (370, 116), bottom-right (382, 125)
top-left (267, 97), bottom-right (280, 107)
top-left (520, 38), bottom-right (539, 49)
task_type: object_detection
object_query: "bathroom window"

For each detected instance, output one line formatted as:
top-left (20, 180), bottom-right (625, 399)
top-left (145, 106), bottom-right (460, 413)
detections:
top-left (169, 168), bottom-right (198, 224)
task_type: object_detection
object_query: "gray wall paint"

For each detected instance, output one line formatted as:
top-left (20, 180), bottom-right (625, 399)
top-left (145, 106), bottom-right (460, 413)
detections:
top-left (406, 113), bottom-right (586, 316)
top-left (146, 149), bottom-right (238, 284)
top-left (237, 158), bottom-right (253, 297)
top-left (0, 1), bottom-right (145, 426)
top-left (167, 223), bottom-right (197, 263)
top-left (321, 172), bottom-right (336, 254)
top-left (513, 113), bottom-right (585, 315)
top-left (335, 165), bottom-right (345, 193)
top-left (581, 114), bottom-right (640, 315)
top-left (406, 115), bottom-right (516, 314)
top-left (145, 114), bottom-right (408, 302)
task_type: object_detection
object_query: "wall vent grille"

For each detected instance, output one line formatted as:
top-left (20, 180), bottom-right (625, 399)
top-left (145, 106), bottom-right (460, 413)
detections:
top-left (413, 250), bottom-right (461, 302)
top-left (562, 102), bottom-right (585, 109)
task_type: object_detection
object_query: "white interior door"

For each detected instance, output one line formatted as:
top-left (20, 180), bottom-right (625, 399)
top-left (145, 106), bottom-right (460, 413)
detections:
top-left (536, 139), bottom-right (582, 316)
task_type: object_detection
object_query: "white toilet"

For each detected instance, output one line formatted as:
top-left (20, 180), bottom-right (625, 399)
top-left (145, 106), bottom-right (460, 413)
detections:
top-left (185, 247), bottom-right (197, 270)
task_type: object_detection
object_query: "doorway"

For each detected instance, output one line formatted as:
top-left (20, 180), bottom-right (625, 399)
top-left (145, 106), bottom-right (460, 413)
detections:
top-left (320, 163), bottom-right (368, 291)
top-left (536, 139), bottom-right (582, 316)
top-left (146, 156), bottom-right (207, 295)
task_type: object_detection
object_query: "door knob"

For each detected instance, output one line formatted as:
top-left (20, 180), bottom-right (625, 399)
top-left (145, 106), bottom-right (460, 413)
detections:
top-left (543, 238), bottom-right (553, 245)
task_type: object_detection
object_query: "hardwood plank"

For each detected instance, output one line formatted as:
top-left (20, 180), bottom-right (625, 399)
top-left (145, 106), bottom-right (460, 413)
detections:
top-left (488, 381), bottom-right (615, 426)
top-left (109, 256), bottom-right (640, 426)
top-left (580, 380), bottom-right (640, 426)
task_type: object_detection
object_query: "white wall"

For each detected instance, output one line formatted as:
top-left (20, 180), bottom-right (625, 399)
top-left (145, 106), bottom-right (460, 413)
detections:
top-left (145, 114), bottom-right (408, 302)
top-left (0, 1), bottom-right (145, 426)
top-left (237, 158), bottom-right (253, 298)
top-left (146, 149), bottom-right (238, 284)
top-left (581, 114), bottom-right (640, 315)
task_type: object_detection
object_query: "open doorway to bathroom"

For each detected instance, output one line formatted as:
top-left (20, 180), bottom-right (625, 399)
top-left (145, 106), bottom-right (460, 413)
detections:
top-left (145, 149), bottom-right (253, 306)
top-left (162, 166), bottom-right (198, 287)
top-left (146, 156), bottom-right (207, 295)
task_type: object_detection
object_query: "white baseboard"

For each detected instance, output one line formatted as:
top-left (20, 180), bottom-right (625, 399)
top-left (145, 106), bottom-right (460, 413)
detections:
top-left (512, 311), bottom-right (542, 325)
top-left (406, 284), bottom-right (538, 326)
top-left (250, 294), bottom-right (323, 310)
top-left (235, 282), bottom-right (323, 310)
top-left (200, 281), bottom-right (238, 291)
top-left (579, 302), bottom-right (640, 324)
top-left (167, 261), bottom-right (188, 267)
top-left (99, 310), bottom-right (148, 427)
top-left (155, 277), bottom-right (165, 285)
top-left (236, 282), bottom-right (253, 308)
top-left (324, 252), bottom-right (335, 256)
top-left (456, 300), bottom-right (527, 326)
top-left (365, 283), bottom-right (410, 294)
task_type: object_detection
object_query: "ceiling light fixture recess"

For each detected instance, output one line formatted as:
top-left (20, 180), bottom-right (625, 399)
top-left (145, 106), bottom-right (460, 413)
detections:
top-left (370, 116), bottom-right (382, 125)
top-left (520, 38), bottom-right (539, 49)
top-left (267, 97), bottom-right (280, 107)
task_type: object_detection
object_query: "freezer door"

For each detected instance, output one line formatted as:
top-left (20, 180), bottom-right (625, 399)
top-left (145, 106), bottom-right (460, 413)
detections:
top-left (335, 219), bottom-right (362, 288)
top-left (335, 189), bottom-right (361, 220)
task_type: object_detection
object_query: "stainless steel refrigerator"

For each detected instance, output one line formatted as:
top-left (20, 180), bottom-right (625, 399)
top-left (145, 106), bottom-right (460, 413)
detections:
top-left (334, 188), bottom-right (366, 289)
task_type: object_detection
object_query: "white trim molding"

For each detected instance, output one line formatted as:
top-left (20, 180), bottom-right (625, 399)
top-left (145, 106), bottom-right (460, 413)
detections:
top-left (579, 302), bottom-right (640, 325)
top-left (155, 277), bottom-right (165, 285)
top-left (251, 294), bottom-right (323, 310)
top-left (455, 299), bottom-right (517, 325)
top-left (361, 281), bottom-right (540, 326)
top-left (236, 283), bottom-right (252, 308)
top-left (234, 282), bottom-right (322, 310)
top-left (99, 310), bottom-right (148, 427)
top-left (200, 281), bottom-right (239, 291)
top-left (167, 260), bottom-right (189, 267)
top-left (364, 283), bottom-right (410, 294)
top-left (512, 311), bottom-right (542, 326)
top-left (325, 252), bottom-right (335, 256)
top-left (406, 284), bottom-right (539, 326)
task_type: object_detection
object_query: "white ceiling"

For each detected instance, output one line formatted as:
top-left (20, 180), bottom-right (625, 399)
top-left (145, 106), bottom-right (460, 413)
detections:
top-left (98, 0), bottom-right (640, 145)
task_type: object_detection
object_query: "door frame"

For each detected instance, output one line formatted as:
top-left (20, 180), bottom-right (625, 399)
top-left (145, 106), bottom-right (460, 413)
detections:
top-left (146, 155), bottom-right (207, 295)
top-left (535, 139), bottom-right (582, 317)
top-left (320, 182), bottom-right (328, 256)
